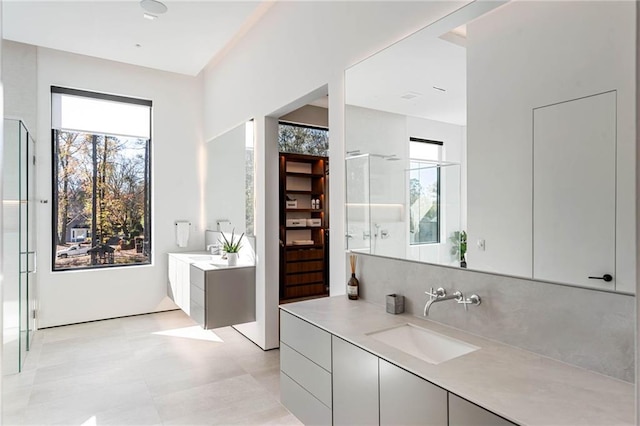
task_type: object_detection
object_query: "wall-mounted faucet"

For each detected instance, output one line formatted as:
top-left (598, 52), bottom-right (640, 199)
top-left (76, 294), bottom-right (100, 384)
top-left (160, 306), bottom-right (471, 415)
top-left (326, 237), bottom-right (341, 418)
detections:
top-left (457, 294), bottom-right (481, 311)
top-left (423, 287), bottom-right (481, 316)
top-left (424, 287), bottom-right (462, 316)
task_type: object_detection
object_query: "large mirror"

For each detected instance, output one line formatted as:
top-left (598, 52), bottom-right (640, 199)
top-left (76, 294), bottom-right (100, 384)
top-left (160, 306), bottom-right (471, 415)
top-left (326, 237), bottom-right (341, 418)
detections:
top-left (345, 1), bottom-right (636, 293)
top-left (205, 120), bottom-right (255, 236)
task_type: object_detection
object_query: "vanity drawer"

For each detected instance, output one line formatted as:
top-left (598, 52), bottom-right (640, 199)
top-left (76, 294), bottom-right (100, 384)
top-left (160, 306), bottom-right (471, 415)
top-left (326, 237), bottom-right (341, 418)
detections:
top-left (190, 284), bottom-right (205, 307)
top-left (286, 260), bottom-right (324, 274)
top-left (189, 265), bottom-right (205, 291)
top-left (280, 310), bottom-right (331, 372)
top-left (285, 272), bottom-right (323, 286)
top-left (190, 301), bottom-right (205, 326)
top-left (283, 284), bottom-right (326, 300)
top-left (281, 372), bottom-right (332, 426)
top-left (280, 342), bottom-right (332, 407)
top-left (286, 248), bottom-right (324, 261)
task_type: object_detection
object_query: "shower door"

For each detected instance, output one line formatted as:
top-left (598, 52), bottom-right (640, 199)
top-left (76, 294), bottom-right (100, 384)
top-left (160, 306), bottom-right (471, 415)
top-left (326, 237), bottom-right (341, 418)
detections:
top-left (3, 118), bottom-right (37, 374)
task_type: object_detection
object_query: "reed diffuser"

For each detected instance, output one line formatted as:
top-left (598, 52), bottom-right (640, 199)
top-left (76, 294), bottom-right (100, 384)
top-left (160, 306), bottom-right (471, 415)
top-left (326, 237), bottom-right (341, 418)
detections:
top-left (347, 254), bottom-right (359, 300)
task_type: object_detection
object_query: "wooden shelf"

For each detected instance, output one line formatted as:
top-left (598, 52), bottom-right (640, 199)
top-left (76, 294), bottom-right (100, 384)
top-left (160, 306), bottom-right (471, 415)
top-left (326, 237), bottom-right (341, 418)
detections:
top-left (280, 152), bottom-right (329, 302)
top-left (285, 208), bottom-right (323, 213)
top-left (285, 226), bottom-right (324, 230)
top-left (286, 172), bottom-right (324, 178)
top-left (285, 190), bottom-right (322, 195)
top-left (285, 244), bottom-right (324, 249)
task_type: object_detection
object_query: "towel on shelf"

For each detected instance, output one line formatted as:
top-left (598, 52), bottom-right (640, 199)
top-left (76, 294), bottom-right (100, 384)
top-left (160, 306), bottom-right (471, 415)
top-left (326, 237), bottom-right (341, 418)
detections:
top-left (176, 221), bottom-right (190, 247)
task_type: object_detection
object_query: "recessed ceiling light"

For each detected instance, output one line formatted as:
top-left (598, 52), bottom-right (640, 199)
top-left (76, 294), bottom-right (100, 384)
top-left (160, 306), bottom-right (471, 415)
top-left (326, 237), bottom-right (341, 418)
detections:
top-left (432, 86), bottom-right (447, 92)
top-left (140, 0), bottom-right (167, 15)
top-left (135, 44), bottom-right (142, 48)
top-left (143, 12), bottom-right (157, 20)
top-left (400, 92), bottom-right (422, 100)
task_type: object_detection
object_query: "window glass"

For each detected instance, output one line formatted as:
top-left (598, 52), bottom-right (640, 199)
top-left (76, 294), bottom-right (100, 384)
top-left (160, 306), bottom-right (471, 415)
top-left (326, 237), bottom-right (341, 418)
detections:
top-left (409, 139), bottom-right (442, 245)
top-left (52, 88), bottom-right (152, 271)
top-left (278, 122), bottom-right (329, 156)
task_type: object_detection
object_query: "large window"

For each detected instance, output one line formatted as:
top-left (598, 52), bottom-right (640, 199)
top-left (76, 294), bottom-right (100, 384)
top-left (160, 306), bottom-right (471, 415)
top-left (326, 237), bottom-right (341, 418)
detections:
top-left (278, 122), bottom-right (329, 156)
top-left (51, 87), bottom-right (152, 271)
top-left (409, 137), bottom-right (442, 245)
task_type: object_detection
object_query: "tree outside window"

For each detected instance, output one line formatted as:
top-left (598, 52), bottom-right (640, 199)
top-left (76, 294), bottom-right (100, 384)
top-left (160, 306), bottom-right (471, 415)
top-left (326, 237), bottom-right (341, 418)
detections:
top-left (52, 87), bottom-right (151, 270)
top-left (409, 138), bottom-right (442, 245)
top-left (278, 122), bottom-right (328, 156)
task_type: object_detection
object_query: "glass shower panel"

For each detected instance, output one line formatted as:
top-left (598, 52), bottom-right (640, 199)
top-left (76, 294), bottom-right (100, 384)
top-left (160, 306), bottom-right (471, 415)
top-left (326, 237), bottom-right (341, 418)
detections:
top-left (3, 119), bottom-right (22, 374)
top-left (19, 121), bottom-right (28, 367)
top-left (3, 118), bottom-right (36, 375)
top-left (368, 155), bottom-right (405, 258)
top-left (26, 129), bottom-right (36, 350)
top-left (345, 155), bottom-right (371, 252)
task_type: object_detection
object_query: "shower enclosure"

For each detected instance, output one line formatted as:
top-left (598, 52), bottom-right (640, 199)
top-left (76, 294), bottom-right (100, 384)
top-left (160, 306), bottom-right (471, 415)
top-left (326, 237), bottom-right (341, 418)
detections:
top-left (3, 118), bottom-right (37, 374)
top-left (346, 153), bottom-right (461, 266)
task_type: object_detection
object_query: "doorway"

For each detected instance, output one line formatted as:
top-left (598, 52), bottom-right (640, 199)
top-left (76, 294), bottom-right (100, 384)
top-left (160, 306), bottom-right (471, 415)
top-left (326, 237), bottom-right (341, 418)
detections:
top-left (277, 98), bottom-right (330, 303)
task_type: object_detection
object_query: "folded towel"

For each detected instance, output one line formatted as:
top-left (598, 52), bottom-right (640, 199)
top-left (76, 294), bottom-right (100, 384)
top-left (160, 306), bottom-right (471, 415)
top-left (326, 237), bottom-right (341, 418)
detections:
top-left (176, 221), bottom-right (190, 247)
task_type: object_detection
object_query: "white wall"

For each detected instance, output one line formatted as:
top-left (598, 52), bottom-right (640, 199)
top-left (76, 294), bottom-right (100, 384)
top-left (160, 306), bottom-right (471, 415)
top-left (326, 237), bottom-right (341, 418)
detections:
top-left (280, 105), bottom-right (328, 128)
top-left (0, 0), bottom-right (4, 405)
top-left (35, 47), bottom-right (203, 327)
top-left (466, 1), bottom-right (636, 293)
top-left (2, 41), bottom-right (36, 133)
top-left (206, 123), bottom-right (247, 233)
top-left (203, 1), bottom-right (470, 349)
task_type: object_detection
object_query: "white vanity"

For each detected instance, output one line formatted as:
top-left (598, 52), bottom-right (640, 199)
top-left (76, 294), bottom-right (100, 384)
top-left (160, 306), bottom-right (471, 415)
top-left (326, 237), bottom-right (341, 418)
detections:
top-left (167, 252), bottom-right (255, 328)
top-left (280, 297), bottom-right (634, 426)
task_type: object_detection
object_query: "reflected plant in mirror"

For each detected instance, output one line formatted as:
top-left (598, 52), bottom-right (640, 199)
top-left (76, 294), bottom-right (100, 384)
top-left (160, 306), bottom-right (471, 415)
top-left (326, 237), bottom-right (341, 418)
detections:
top-left (344, 0), bottom-right (635, 293)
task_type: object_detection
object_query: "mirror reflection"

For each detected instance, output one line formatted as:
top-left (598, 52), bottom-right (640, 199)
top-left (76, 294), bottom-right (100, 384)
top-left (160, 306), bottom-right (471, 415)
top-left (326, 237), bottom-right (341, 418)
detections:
top-left (206, 120), bottom-right (255, 235)
top-left (345, 1), bottom-right (635, 293)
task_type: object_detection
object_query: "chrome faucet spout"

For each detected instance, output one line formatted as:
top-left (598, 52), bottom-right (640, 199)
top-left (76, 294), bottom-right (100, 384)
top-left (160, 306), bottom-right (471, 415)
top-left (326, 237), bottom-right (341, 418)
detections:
top-left (423, 291), bottom-right (462, 316)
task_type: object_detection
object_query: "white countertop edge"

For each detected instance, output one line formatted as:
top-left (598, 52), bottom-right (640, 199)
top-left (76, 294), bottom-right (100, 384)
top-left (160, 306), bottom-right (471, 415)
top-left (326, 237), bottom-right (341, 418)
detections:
top-left (279, 296), bottom-right (634, 426)
top-left (168, 251), bottom-right (255, 270)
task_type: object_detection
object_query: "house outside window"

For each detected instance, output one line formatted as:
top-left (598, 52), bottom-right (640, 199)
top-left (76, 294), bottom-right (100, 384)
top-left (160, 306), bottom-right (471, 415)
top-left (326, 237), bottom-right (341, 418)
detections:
top-left (409, 137), bottom-right (443, 245)
top-left (51, 86), bottom-right (152, 271)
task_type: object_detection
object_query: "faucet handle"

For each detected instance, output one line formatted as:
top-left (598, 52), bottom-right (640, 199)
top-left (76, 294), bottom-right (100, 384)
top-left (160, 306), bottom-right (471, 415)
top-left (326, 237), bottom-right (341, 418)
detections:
top-left (457, 294), bottom-right (481, 311)
top-left (425, 287), bottom-right (446, 299)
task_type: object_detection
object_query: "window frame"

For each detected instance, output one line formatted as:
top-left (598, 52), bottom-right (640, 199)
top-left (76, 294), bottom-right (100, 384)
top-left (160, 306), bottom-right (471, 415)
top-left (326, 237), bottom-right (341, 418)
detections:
top-left (51, 86), bottom-right (153, 272)
top-left (408, 137), bottom-right (443, 246)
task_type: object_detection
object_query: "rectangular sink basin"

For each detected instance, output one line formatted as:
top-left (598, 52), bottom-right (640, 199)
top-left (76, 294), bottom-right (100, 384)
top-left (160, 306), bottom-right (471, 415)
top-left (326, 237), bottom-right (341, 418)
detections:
top-left (367, 323), bottom-right (479, 365)
top-left (188, 255), bottom-right (215, 262)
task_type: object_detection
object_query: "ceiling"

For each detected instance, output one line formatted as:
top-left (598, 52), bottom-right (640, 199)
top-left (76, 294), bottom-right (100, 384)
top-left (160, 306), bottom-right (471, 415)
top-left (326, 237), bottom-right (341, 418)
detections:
top-left (346, 29), bottom-right (467, 126)
top-left (2, 0), bottom-right (268, 76)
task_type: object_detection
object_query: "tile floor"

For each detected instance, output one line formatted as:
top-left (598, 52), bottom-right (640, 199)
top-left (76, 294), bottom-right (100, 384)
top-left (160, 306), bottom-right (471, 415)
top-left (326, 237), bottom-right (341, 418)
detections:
top-left (3, 310), bottom-right (302, 425)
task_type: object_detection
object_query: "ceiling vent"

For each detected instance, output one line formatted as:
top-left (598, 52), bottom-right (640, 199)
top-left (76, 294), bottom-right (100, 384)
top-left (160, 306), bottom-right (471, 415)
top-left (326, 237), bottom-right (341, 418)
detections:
top-left (400, 92), bottom-right (422, 100)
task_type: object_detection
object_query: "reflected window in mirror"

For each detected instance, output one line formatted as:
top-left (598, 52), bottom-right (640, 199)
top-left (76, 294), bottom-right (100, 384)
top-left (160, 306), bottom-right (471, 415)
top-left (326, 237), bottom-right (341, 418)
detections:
top-left (409, 138), bottom-right (443, 245)
top-left (245, 120), bottom-right (255, 236)
top-left (278, 122), bottom-right (329, 156)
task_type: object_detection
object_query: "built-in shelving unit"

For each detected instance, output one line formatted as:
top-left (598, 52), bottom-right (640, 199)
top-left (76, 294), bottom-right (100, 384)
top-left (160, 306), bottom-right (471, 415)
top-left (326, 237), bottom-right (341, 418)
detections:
top-left (279, 153), bottom-right (329, 301)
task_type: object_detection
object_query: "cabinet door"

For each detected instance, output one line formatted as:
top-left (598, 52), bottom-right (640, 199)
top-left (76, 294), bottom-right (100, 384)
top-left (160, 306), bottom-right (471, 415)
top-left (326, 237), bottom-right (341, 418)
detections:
top-left (448, 394), bottom-right (516, 426)
top-left (168, 255), bottom-right (177, 302)
top-left (178, 260), bottom-right (191, 314)
top-left (332, 336), bottom-right (379, 425)
top-left (379, 359), bottom-right (447, 425)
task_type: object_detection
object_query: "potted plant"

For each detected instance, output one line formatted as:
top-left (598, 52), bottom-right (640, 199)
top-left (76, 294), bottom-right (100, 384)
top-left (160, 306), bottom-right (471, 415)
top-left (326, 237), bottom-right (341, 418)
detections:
top-left (219, 230), bottom-right (244, 266)
top-left (449, 230), bottom-right (467, 268)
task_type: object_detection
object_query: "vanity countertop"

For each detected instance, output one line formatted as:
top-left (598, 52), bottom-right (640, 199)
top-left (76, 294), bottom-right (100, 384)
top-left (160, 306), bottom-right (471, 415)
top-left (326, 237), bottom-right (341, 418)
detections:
top-left (280, 296), bottom-right (634, 426)
top-left (167, 251), bottom-right (255, 270)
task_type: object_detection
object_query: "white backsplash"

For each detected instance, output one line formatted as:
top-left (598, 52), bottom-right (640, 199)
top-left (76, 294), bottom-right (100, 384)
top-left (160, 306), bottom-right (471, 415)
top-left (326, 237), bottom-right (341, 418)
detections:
top-left (349, 253), bottom-right (634, 382)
